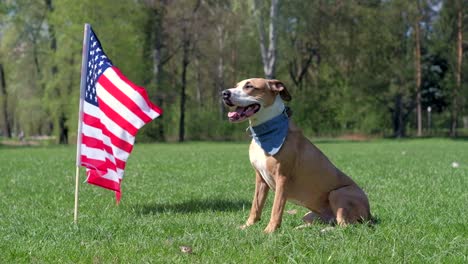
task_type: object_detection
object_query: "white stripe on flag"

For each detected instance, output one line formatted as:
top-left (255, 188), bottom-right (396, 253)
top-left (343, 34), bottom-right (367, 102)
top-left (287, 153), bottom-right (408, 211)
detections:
top-left (96, 82), bottom-right (146, 128)
top-left (94, 168), bottom-right (122, 182)
top-left (81, 127), bottom-right (130, 162)
top-left (104, 68), bottom-right (160, 119)
top-left (81, 145), bottom-right (123, 183)
top-left (84, 102), bottom-right (135, 145)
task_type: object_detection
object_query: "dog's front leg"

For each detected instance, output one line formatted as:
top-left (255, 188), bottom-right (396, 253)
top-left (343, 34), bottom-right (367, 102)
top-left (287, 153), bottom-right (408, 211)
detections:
top-left (264, 176), bottom-right (287, 234)
top-left (241, 170), bottom-right (269, 229)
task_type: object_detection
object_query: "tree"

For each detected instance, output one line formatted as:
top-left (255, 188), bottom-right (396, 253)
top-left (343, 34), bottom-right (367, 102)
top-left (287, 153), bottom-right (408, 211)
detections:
top-left (410, 0), bottom-right (442, 136)
top-left (161, 0), bottom-right (201, 142)
top-left (354, 0), bottom-right (417, 137)
top-left (414, 0), bottom-right (423, 136)
top-left (204, 0), bottom-right (233, 118)
top-left (0, 63), bottom-right (11, 138)
top-left (283, 0), bottom-right (321, 90)
top-left (0, 0), bottom-right (52, 137)
top-left (450, 0), bottom-right (464, 137)
top-left (141, 0), bottom-right (171, 141)
top-left (44, 0), bottom-right (69, 144)
top-left (0, 0), bottom-right (464, 141)
top-left (433, 0), bottom-right (466, 137)
top-left (253, 0), bottom-right (280, 79)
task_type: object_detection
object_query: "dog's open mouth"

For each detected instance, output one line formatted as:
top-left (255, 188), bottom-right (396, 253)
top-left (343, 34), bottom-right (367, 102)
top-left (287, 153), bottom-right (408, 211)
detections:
top-left (227, 104), bottom-right (261, 122)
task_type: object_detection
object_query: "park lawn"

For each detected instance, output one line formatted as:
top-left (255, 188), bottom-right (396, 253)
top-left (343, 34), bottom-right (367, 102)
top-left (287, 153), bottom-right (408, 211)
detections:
top-left (0, 139), bottom-right (466, 263)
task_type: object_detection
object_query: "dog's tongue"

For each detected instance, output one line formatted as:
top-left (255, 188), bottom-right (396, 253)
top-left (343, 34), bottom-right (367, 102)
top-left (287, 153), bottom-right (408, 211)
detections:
top-left (228, 107), bottom-right (246, 121)
top-left (227, 105), bottom-right (260, 122)
top-left (228, 111), bottom-right (240, 119)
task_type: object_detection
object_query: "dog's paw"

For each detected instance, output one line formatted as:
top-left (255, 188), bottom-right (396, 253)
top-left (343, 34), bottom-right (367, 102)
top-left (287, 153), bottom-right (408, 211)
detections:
top-left (239, 224), bottom-right (250, 230)
top-left (240, 218), bottom-right (260, 230)
top-left (263, 224), bottom-right (279, 234)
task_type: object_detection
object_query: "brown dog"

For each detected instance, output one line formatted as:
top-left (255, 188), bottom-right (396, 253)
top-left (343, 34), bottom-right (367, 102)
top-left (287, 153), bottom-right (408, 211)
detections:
top-left (222, 78), bottom-right (371, 233)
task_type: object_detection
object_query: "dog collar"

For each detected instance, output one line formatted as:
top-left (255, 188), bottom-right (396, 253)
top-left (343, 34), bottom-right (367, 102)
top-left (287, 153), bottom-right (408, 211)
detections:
top-left (249, 111), bottom-right (289, 155)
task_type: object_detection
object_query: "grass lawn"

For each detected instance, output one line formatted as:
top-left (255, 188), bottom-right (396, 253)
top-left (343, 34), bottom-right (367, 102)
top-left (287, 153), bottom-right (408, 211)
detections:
top-left (0, 139), bottom-right (467, 263)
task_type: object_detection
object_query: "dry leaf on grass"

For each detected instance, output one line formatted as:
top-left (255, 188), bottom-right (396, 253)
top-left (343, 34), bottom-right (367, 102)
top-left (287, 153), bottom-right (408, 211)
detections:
top-left (179, 246), bottom-right (193, 254)
top-left (286, 209), bottom-right (298, 215)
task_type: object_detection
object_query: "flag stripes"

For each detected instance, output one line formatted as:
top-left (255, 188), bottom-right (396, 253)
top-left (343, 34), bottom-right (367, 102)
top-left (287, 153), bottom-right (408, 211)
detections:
top-left (78, 26), bottom-right (162, 202)
top-left (109, 68), bottom-right (162, 117)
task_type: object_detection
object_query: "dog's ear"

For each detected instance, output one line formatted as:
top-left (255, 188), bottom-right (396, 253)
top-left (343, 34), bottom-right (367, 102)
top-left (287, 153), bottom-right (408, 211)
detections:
top-left (268, 80), bottom-right (292, 101)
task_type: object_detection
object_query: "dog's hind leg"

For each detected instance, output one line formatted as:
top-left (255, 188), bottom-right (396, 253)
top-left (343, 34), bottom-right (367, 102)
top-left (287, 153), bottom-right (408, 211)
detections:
top-left (295, 208), bottom-right (335, 230)
top-left (328, 185), bottom-right (371, 226)
top-left (302, 210), bottom-right (335, 224)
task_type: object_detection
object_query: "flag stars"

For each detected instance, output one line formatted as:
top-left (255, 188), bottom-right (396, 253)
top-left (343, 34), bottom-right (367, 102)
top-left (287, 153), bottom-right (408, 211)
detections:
top-left (85, 30), bottom-right (113, 107)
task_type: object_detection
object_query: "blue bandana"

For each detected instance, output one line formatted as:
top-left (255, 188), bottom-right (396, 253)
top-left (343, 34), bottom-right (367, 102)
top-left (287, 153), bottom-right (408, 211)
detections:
top-left (249, 112), bottom-right (289, 155)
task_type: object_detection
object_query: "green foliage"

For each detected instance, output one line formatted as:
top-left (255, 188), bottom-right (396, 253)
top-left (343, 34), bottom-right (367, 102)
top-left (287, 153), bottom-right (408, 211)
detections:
top-left (0, 140), bottom-right (467, 262)
top-left (185, 106), bottom-right (244, 141)
top-left (0, 0), bottom-right (466, 141)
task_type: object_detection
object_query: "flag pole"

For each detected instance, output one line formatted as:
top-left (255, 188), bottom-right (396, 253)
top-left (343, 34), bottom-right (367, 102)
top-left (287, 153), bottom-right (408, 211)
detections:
top-left (74, 23), bottom-right (91, 224)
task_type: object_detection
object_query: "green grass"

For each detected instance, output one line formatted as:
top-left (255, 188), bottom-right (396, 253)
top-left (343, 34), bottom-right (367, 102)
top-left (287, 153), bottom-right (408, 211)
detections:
top-left (0, 139), bottom-right (467, 263)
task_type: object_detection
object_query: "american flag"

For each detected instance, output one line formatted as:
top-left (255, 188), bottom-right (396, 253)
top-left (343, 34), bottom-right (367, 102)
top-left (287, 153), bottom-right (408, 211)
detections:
top-left (78, 27), bottom-right (162, 202)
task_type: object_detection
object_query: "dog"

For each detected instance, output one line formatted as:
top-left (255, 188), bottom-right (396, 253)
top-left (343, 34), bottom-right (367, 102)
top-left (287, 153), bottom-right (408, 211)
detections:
top-left (222, 78), bottom-right (371, 233)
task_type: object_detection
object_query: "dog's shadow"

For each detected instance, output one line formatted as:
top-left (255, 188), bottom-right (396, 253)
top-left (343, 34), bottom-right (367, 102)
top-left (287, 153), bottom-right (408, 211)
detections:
top-left (132, 198), bottom-right (250, 215)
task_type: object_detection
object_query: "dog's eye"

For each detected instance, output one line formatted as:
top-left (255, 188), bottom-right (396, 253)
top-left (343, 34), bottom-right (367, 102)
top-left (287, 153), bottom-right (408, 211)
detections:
top-left (245, 84), bottom-right (254, 89)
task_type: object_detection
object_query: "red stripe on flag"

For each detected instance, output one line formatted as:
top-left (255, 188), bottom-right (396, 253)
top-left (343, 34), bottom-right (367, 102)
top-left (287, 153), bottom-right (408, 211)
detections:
top-left (98, 74), bottom-right (153, 123)
top-left (115, 158), bottom-right (126, 170)
top-left (83, 113), bottom-right (134, 153)
top-left (81, 155), bottom-right (117, 172)
top-left (86, 170), bottom-right (121, 194)
top-left (81, 135), bottom-right (127, 170)
top-left (82, 134), bottom-right (113, 154)
top-left (112, 67), bottom-right (163, 115)
top-left (97, 96), bottom-right (139, 136)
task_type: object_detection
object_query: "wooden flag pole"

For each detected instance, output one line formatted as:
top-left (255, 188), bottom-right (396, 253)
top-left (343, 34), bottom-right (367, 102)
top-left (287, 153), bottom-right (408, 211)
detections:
top-left (73, 166), bottom-right (80, 224)
top-left (74, 23), bottom-right (91, 224)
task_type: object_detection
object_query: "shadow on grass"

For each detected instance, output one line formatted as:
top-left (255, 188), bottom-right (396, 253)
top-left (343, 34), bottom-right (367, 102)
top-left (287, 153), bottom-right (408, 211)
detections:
top-left (450, 136), bottom-right (468, 141)
top-left (133, 198), bottom-right (250, 215)
top-left (366, 215), bottom-right (381, 228)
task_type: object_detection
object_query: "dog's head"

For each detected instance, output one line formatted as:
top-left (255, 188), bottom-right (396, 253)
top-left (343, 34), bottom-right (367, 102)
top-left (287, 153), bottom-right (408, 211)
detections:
top-left (222, 78), bottom-right (291, 123)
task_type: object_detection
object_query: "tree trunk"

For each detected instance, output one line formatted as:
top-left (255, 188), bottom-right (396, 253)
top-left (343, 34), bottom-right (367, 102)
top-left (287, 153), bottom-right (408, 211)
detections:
top-left (152, 6), bottom-right (166, 141)
top-left (179, 24), bottom-right (190, 142)
top-left (45, 0), bottom-right (57, 76)
top-left (154, 43), bottom-right (166, 141)
top-left (289, 44), bottom-right (317, 89)
top-left (451, 3), bottom-right (463, 137)
top-left (393, 93), bottom-right (405, 138)
top-left (217, 24), bottom-right (225, 120)
top-left (195, 54), bottom-right (202, 106)
top-left (414, 2), bottom-right (422, 137)
top-left (58, 113), bottom-right (68, 144)
top-left (205, 3), bottom-right (227, 119)
top-left (46, 0), bottom-right (66, 143)
top-left (253, 0), bottom-right (280, 79)
top-left (177, 1), bottom-right (200, 142)
top-left (0, 63), bottom-right (12, 138)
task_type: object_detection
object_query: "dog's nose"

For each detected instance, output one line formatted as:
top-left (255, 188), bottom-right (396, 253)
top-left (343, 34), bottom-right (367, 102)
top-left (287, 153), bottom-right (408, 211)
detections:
top-left (222, 89), bottom-right (231, 99)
